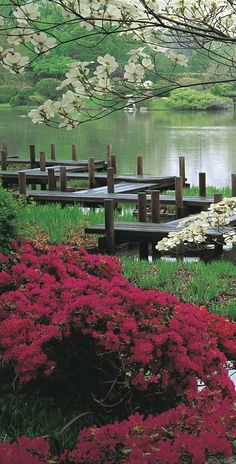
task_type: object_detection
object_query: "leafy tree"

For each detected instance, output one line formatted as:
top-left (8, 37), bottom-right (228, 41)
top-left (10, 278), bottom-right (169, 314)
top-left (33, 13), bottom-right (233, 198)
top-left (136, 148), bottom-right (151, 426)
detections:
top-left (1, 1), bottom-right (236, 127)
top-left (10, 87), bottom-right (34, 107)
top-left (0, 85), bottom-right (17, 103)
top-left (35, 78), bottom-right (62, 99)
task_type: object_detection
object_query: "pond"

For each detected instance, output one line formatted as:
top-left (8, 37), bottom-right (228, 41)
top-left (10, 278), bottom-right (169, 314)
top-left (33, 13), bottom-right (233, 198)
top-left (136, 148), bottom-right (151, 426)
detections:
top-left (1, 108), bottom-right (236, 187)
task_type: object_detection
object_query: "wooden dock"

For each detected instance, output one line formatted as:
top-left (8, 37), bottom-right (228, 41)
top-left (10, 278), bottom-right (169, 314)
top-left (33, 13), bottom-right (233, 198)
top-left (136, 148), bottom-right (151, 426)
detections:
top-left (0, 169), bottom-right (177, 190)
top-left (85, 211), bottom-right (236, 258)
top-left (12, 189), bottom-right (215, 210)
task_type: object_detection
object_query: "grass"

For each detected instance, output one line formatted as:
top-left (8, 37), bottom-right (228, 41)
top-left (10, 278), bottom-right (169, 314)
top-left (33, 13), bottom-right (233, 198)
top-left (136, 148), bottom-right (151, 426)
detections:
top-left (0, 382), bottom-right (100, 451)
top-left (182, 185), bottom-right (232, 197)
top-left (165, 185), bottom-right (232, 197)
top-left (122, 258), bottom-right (236, 320)
top-left (18, 200), bottom-right (136, 244)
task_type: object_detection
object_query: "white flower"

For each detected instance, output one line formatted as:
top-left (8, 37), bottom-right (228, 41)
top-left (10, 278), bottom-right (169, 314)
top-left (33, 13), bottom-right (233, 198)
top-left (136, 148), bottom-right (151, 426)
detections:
top-left (143, 80), bottom-right (153, 89)
top-left (128, 47), bottom-right (149, 60)
top-left (124, 62), bottom-right (145, 82)
top-left (168, 51), bottom-right (189, 67)
top-left (2, 51), bottom-right (29, 73)
top-left (7, 28), bottom-right (33, 46)
top-left (29, 100), bottom-right (55, 124)
top-left (31, 32), bottom-right (57, 53)
top-left (13, 2), bottom-right (40, 24)
top-left (97, 54), bottom-right (118, 73)
top-left (142, 58), bottom-right (154, 70)
top-left (58, 118), bottom-right (79, 130)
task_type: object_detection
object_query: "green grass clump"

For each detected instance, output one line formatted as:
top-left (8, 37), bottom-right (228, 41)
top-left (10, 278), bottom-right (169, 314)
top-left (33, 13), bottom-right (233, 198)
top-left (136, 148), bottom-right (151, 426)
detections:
top-left (183, 185), bottom-right (232, 197)
top-left (18, 201), bottom-right (136, 243)
top-left (122, 258), bottom-right (236, 320)
top-left (164, 185), bottom-right (232, 197)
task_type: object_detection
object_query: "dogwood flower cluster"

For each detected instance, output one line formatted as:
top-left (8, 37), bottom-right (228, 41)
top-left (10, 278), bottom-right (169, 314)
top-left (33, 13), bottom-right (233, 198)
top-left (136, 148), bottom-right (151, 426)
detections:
top-left (156, 197), bottom-right (236, 251)
top-left (1, 1), bottom-right (236, 125)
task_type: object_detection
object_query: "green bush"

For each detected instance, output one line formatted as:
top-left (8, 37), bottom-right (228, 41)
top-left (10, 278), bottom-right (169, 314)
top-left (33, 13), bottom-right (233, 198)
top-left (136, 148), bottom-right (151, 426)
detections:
top-left (168, 88), bottom-right (231, 110)
top-left (29, 93), bottom-right (45, 105)
top-left (0, 85), bottom-right (17, 104)
top-left (35, 78), bottom-right (62, 99)
top-left (0, 184), bottom-right (19, 253)
top-left (10, 87), bottom-right (34, 107)
top-left (177, 76), bottom-right (202, 87)
top-left (210, 82), bottom-right (234, 96)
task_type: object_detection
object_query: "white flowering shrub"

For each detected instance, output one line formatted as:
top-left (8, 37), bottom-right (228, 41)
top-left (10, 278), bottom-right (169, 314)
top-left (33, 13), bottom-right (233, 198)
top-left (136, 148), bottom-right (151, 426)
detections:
top-left (1, 1), bottom-right (236, 127)
top-left (156, 198), bottom-right (236, 252)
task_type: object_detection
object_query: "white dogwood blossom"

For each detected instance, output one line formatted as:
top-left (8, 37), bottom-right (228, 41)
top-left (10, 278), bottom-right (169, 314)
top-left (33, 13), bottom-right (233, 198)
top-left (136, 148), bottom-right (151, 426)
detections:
top-left (30, 32), bottom-right (57, 53)
top-left (13, 2), bottom-right (40, 24)
top-left (2, 50), bottom-right (29, 73)
top-left (156, 198), bottom-right (236, 252)
top-left (1, 0), bottom-right (236, 126)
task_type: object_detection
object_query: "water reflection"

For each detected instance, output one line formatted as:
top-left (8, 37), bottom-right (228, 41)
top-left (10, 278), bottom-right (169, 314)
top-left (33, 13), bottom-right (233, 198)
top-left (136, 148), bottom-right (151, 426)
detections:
top-left (1, 108), bottom-right (236, 186)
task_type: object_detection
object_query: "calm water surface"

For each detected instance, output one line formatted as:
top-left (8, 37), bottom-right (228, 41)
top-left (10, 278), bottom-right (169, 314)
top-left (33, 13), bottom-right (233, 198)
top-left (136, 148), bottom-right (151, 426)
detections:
top-left (1, 108), bottom-right (236, 187)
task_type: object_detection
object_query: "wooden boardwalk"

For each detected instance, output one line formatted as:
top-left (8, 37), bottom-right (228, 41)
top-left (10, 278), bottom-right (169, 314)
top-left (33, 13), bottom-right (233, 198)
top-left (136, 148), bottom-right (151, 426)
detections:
top-left (12, 189), bottom-right (215, 210)
top-left (85, 214), bottom-right (236, 254)
top-left (1, 169), bottom-right (176, 189)
top-left (0, 158), bottom-right (107, 169)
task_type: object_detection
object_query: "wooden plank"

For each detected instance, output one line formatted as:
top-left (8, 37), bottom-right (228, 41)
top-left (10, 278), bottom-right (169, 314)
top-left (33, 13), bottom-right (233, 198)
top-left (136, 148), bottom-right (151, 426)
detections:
top-left (85, 215), bottom-right (236, 244)
top-left (0, 158), bottom-right (107, 168)
top-left (11, 189), bottom-right (215, 208)
top-left (0, 169), bottom-right (176, 190)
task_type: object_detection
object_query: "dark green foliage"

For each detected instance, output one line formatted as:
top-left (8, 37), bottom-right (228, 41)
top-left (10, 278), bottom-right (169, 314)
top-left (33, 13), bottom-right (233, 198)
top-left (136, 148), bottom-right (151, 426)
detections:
top-left (0, 184), bottom-right (19, 253)
top-left (0, 86), bottom-right (17, 104)
top-left (35, 78), bottom-right (62, 99)
top-left (10, 87), bottom-right (34, 107)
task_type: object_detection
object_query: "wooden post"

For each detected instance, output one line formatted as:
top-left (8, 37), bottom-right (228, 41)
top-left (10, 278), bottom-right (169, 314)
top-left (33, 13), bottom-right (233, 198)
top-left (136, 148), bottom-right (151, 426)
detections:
top-left (72, 144), bottom-right (78, 161)
top-left (175, 177), bottom-right (184, 219)
top-left (1, 150), bottom-right (7, 171)
top-left (179, 156), bottom-right (185, 187)
top-left (2, 141), bottom-right (8, 156)
top-left (40, 151), bottom-right (46, 171)
top-left (88, 157), bottom-right (95, 189)
top-left (48, 168), bottom-right (56, 190)
top-left (104, 199), bottom-right (115, 255)
top-left (231, 174), bottom-right (236, 197)
top-left (138, 192), bottom-right (149, 260)
top-left (214, 193), bottom-right (223, 203)
top-left (151, 190), bottom-right (161, 260)
top-left (50, 144), bottom-right (56, 160)
top-left (107, 167), bottom-right (114, 193)
top-left (151, 190), bottom-right (160, 224)
top-left (29, 145), bottom-right (36, 168)
top-left (137, 156), bottom-right (144, 175)
top-left (111, 154), bottom-right (117, 174)
top-left (199, 172), bottom-right (206, 197)
top-left (107, 144), bottom-right (112, 167)
top-left (18, 172), bottom-right (26, 195)
top-left (60, 166), bottom-right (67, 192)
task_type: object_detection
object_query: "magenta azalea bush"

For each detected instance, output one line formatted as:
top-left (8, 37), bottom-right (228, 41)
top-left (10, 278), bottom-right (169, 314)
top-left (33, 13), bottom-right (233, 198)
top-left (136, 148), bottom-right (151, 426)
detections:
top-left (0, 239), bottom-right (235, 463)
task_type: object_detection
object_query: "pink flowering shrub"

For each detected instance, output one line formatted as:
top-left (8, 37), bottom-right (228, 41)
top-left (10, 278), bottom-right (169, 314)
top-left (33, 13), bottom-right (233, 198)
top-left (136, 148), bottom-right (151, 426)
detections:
top-left (0, 436), bottom-right (52, 464)
top-left (0, 240), bottom-right (234, 397)
top-left (0, 239), bottom-right (235, 463)
top-left (64, 391), bottom-right (236, 464)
